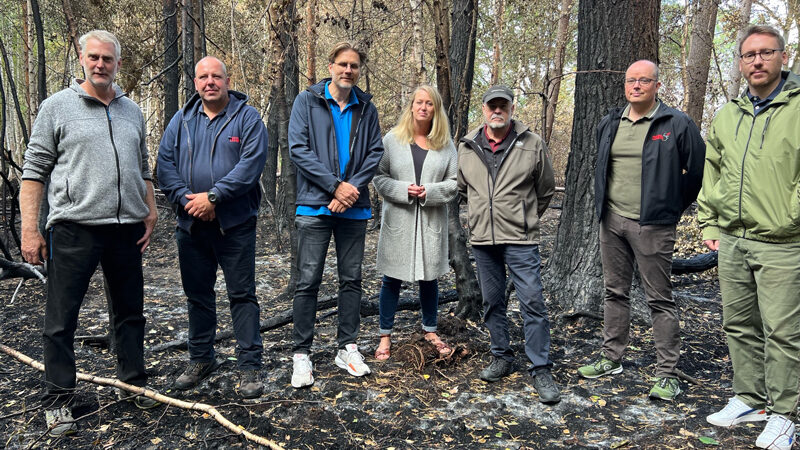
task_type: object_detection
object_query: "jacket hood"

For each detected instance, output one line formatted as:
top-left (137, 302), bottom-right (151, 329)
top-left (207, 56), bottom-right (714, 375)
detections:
top-left (70, 79), bottom-right (127, 101)
top-left (181, 90), bottom-right (250, 120)
top-left (307, 78), bottom-right (374, 104)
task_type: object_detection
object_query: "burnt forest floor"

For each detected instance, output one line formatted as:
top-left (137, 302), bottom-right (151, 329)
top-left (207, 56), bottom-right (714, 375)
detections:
top-left (0, 194), bottom-right (768, 449)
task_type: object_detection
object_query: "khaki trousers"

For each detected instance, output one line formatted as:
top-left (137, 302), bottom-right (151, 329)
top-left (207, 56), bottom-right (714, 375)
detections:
top-left (719, 233), bottom-right (800, 415)
top-left (599, 211), bottom-right (680, 377)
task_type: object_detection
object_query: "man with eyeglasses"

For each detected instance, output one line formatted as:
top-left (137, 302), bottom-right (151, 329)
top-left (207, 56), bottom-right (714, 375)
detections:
top-left (699, 25), bottom-right (799, 450)
top-left (287, 41), bottom-right (383, 388)
top-left (578, 60), bottom-right (705, 402)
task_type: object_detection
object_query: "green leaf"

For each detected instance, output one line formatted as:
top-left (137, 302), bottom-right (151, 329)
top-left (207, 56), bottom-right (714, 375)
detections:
top-left (698, 436), bottom-right (720, 445)
top-left (495, 432), bottom-right (503, 438)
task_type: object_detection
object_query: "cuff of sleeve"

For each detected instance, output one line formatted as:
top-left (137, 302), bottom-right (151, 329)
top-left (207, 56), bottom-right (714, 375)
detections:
top-left (702, 226), bottom-right (720, 241)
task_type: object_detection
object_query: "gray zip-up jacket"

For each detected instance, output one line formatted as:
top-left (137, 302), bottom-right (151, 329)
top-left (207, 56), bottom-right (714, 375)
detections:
top-left (22, 80), bottom-right (152, 229)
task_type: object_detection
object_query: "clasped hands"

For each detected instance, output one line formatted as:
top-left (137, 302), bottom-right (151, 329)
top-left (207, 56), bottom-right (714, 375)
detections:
top-left (408, 184), bottom-right (426, 200)
top-left (328, 181), bottom-right (359, 213)
top-left (185, 192), bottom-right (216, 221)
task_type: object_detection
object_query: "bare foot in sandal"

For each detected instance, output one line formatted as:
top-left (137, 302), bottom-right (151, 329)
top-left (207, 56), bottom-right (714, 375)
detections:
top-left (375, 335), bottom-right (391, 360)
top-left (424, 332), bottom-right (452, 355)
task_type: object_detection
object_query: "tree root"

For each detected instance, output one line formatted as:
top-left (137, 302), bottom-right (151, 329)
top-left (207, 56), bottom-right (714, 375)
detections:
top-left (0, 344), bottom-right (285, 450)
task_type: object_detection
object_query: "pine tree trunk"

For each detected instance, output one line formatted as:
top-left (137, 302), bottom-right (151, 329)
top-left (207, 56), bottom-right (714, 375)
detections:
top-left (544, 0), bottom-right (659, 323)
top-left (684, 0), bottom-right (719, 126)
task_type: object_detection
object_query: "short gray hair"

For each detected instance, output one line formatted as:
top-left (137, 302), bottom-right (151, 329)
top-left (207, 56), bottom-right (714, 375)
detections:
top-left (79, 30), bottom-right (121, 60)
top-left (195, 56), bottom-right (228, 77)
top-left (738, 25), bottom-right (785, 54)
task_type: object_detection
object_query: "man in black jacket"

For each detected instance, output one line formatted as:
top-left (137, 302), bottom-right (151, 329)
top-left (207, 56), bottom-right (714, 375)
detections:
top-left (287, 42), bottom-right (384, 388)
top-left (577, 60), bottom-right (705, 401)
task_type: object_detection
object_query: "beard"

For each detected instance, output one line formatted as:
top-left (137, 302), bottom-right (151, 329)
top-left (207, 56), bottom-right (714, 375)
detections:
top-left (487, 120), bottom-right (508, 129)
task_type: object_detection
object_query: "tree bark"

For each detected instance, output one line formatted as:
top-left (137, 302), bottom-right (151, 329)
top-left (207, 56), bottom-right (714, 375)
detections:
top-left (446, 0), bottom-right (482, 321)
top-left (62, 0), bottom-right (81, 59)
top-left (544, 0), bottom-right (659, 323)
top-left (684, 0), bottom-right (719, 127)
top-left (182, 0), bottom-right (195, 101)
top-left (23, 0), bottom-right (34, 129)
top-left (431, 0), bottom-right (451, 109)
top-left (726, 0), bottom-right (751, 100)
top-left (0, 36), bottom-right (29, 146)
top-left (543, 0), bottom-right (573, 145)
top-left (411, 0), bottom-right (425, 84)
top-left (163, 0), bottom-right (180, 131)
top-left (305, 0), bottom-right (318, 86)
top-left (29, 0), bottom-right (46, 105)
top-left (194, 0), bottom-right (206, 60)
top-left (489, 0), bottom-right (504, 85)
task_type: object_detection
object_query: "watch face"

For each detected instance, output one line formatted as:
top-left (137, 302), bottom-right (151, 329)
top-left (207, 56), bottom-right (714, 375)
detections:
top-left (208, 192), bottom-right (217, 203)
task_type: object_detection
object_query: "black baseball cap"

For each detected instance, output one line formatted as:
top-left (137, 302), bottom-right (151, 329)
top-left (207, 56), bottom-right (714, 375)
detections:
top-left (482, 85), bottom-right (514, 103)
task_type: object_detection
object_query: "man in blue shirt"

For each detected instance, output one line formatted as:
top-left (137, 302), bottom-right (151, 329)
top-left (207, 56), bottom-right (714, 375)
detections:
top-left (288, 42), bottom-right (384, 388)
top-left (157, 56), bottom-right (268, 399)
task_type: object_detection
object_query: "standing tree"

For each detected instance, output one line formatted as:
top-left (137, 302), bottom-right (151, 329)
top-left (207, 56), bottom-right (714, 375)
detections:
top-left (544, 0), bottom-right (660, 320)
top-left (445, 0), bottom-right (483, 321)
top-left (543, 0), bottom-right (574, 145)
top-left (182, 0), bottom-right (195, 100)
top-left (163, 0), bottom-right (180, 130)
top-left (726, 0), bottom-right (751, 100)
top-left (684, 0), bottom-right (719, 126)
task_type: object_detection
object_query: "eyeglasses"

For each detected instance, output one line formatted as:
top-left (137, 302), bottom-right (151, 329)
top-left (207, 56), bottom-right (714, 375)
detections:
top-left (739, 48), bottom-right (784, 64)
top-left (624, 78), bottom-right (656, 86)
top-left (334, 62), bottom-right (360, 70)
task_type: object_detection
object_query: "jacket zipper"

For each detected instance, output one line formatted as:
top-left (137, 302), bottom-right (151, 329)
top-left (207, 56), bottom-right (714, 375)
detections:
top-left (105, 104), bottom-right (123, 223)
top-left (738, 112), bottom-right (757, 238)
top-left (183, 120), bottom-right (194, 190)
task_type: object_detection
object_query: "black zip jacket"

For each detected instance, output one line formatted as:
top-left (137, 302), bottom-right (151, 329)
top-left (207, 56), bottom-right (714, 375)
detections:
top-left (594, 101), bottom-right (706, 225)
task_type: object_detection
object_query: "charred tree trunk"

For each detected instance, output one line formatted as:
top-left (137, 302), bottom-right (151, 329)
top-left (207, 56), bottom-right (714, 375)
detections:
top-left (62, 0), bottom-right (81, 57)
top-left (194, 0), bottom-right (206, 60)
top-left (684, 0), bottom-right (719, 126)
top-left (431, 0), bottom-right (451, 108)
top-left (30, 0), bottom-right (46, 105)
top-left (23, 0), bottom-right (33, 129)
top-left (543, 0), bottom-right (573, 145)
top-left (446, 0), bottom-right (482, 321)
top-left (163, 0), bottom-right (180, 130)
top-left (182, 0), bottom-right (195, 101)
top-left (544, 0), bottom-right (660, 323)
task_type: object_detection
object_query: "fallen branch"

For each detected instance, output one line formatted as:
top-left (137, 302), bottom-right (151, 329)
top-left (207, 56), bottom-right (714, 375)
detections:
top-left (672, 251), bottom-right (717, 275)
top-left (150, 290), bottom-right (459, 353)
top-left (0, 344), bottom-right (284, 450)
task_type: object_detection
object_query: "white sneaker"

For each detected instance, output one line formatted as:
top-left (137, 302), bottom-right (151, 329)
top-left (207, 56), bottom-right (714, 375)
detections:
top-left (45, 406), bottom-right (77, 437)
top-left (756, 414), bottom-right (796, 450)
top-left (291, 353), bottom-right (314, 388)
top-left (335, 343), bottom-right (371, 376)
top-left (707, 397), bottom-right (767, 427)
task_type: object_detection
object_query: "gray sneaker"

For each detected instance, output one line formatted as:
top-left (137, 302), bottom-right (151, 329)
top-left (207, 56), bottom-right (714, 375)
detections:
top-left (173, 359), bottom-right (222, 390)
top-left (239, 370), bottom-right (264, 399)
top-left (479, 357), bottom-right (513, 382)
top-left (116, 388), bottom-right (161, 409)
top-left (533, 369), bottom-right (562, 404)
top-left (44, 406), bottom-right (77, 437)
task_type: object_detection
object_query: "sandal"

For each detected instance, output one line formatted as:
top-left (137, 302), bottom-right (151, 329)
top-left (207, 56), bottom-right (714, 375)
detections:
top-left (375, 335), bottom-right (391, 360)
top-left (424, 332), bottom-right (452, 356)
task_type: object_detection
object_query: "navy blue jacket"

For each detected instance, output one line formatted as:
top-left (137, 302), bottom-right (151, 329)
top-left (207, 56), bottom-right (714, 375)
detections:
top-left (288, 79), bottom-right (384, 209)
top-left (157, 90), bottom-right (267, 232)
top-left (594, 101), bottom-right (705, 225)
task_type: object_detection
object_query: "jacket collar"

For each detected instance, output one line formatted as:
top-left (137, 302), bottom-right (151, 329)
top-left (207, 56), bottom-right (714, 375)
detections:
top-left (182, 90), bottom-right (249, 120)
top-left (70, 79), bottom-right (127, 101)
top-left (308, 78), bottom-right (373, 104)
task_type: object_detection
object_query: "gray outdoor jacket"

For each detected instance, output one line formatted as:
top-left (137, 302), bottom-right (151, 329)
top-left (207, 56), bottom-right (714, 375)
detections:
top-left (22, 80), bottom-right (151, 229)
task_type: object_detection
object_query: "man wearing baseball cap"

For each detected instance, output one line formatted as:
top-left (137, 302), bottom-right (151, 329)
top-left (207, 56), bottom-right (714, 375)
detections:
top-left (457, 85), bottom-right (559, 403)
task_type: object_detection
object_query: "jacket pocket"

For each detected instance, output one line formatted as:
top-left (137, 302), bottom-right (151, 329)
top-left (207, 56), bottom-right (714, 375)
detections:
top-left (522, 201), bottom-right (529, 238)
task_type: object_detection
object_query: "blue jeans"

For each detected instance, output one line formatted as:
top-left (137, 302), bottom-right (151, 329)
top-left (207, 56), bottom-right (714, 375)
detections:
top-left (472, 244), bottom-right (552, 373)
top-left (293, 215), bottom-right (367, 353)
top-left (378, 275), bottom-right (439, 335)
top-left (175, 217), bottom-right (262, 369)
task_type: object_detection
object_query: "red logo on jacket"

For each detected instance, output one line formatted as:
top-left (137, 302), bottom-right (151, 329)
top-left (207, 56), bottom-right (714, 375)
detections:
top-left (651, 132), bottom-right (671, 141)
top-left (229, 136), bottom-right (240, 143)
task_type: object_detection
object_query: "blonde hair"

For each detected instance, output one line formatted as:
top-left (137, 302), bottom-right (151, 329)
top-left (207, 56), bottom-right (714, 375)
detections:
top-left (390, 85), bottom-right (451, 150)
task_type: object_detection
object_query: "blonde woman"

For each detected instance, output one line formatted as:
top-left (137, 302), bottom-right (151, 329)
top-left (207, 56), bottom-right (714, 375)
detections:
top-left (373, 85), bottom-right (457, 360)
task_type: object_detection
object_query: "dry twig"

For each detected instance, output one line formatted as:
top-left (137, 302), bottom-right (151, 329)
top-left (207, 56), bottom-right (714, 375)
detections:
top-left (0, 344), bottom-right (285, 449)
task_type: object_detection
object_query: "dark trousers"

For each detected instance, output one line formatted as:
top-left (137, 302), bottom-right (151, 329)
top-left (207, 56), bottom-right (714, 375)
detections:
top-left (472, 244), bottom-right (552, 373)
top-left (43, 222), bottom-right (147, 407)
top-left (292, 215), bottom-right (367, 353)
top-left (378, 276), bottom-right (439, 334)
top-left (599, 211), bottom-right (679, 377)
top-left (176, 217), bottom-right (262, 369)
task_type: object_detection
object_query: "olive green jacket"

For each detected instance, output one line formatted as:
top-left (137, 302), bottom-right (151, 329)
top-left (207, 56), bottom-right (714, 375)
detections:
top-left (697, 71), bottom-right (800, 243)
top-left (457, 121), bottom-right (555, 246)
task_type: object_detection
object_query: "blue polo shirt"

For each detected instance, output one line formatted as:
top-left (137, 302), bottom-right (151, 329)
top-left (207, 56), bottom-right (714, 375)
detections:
top-left (296, 82), bottom-right (371, 219)
top-left (748, 75), bottom-right (786, 116)
top-left (191, 101), bottom-right (230, 193)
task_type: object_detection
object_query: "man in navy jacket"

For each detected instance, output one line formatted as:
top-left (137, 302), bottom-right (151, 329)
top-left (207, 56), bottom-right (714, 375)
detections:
top-left (288, 42), bottom-right (384, 388)
top-left (157, 56), bottom-right (267, 399)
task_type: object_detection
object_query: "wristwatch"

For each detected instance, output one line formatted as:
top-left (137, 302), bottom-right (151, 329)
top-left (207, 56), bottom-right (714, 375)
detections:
top-left (332, 180), bottom-right (341, 193)
top-left (207, 190), bottom-right (218, 204)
